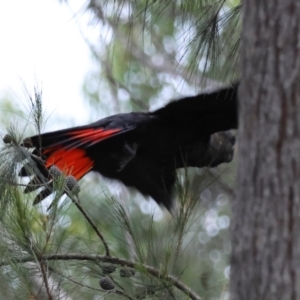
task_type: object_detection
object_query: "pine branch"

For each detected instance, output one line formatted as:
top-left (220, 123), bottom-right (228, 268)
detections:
top-left (4, 253), bottom-right (202, 300)
top-left (70, 194), bottom-right (111, 257)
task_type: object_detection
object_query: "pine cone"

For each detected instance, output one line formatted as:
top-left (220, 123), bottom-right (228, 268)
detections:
top-left (49, 166), bottom-right (63, 179)
top-left (120, 267), bottom-right (135, 277)
top-left (65, 176), bottom-right (80, 195)
top-left (3, 134), bottom-right (13, 144)
top-left (102, 264), bottom-right (116, 275)
top-left (99, 276), bottom-right (115, 290)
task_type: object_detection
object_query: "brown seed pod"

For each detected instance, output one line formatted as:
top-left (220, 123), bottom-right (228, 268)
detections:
top-left (3, 134), bottom-right (13, 144)
top-left (49, 165), bottom-right (63, 179)
top-left (65, 175), bottom-right (80, 195)
top-left (99, 276), bottom-right (115, 290)
top-left (120, 267), bottom-right (135, 277)
top-left (101, 264), bottom-right (116, 275)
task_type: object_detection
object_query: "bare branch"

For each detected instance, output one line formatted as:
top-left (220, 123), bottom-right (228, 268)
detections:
top-left (70, 195), bottom-right (111, 257)
top-left (5, 253), bottom-right (202, 300)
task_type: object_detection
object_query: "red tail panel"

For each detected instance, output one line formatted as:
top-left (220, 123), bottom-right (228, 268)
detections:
top-left (21, 125), bottom-right (126, 204)
top-left (45, 148), bottom-right (94, 180)
top-left (68, 128), bottom-right (121, 144)
top-left (41, 127), bottom-right (122, 180)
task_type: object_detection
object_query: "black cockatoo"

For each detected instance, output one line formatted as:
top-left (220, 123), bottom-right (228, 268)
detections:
top-left (20, 84), bottom-right (238, 209)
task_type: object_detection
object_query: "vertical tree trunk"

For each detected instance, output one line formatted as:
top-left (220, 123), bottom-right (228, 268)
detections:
top-left (231, 1), bottom-right (300, 299)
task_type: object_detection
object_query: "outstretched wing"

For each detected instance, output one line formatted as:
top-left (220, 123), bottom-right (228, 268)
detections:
top-left (23, 127), bottom-right (124, 179)
top-left (20, 116), bottom-right (137, 204)
top-left (19, 84), bottom-right (238, 209)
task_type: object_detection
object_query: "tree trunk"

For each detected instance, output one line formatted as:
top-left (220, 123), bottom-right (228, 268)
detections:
top-left (230, 1), bottom-right (300, 299)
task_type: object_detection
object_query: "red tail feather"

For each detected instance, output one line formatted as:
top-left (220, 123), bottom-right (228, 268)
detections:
top-left (26, 126), bottom-right (124, 181)
top-left (68, 128), bottom-right (121, 144)
top-left (44, 148), bottom-right (94, 180)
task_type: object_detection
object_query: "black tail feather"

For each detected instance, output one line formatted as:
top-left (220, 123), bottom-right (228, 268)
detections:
top-left (154, 84), bottom-right (238, 135)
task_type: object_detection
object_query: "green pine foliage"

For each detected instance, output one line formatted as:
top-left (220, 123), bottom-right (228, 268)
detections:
top-left (0, 0), bottom-right (239, 299)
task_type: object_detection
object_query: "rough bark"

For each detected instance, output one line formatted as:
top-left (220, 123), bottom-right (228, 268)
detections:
top-left (230, 1), bottom-right (300, 300)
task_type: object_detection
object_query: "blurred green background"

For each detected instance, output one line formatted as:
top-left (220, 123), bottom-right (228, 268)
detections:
top-left (0, 1), bottom-right (240, 299)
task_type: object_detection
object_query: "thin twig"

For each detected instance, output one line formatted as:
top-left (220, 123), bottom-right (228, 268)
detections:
top-left (70, 195), bottom-right (111, 257)
top-left (4, 254), bottom-right (202, 300)
top-left (39, 261), bottom-right (53, 300)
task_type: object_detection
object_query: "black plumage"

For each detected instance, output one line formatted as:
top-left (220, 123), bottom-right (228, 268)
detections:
top-left (20, 84), bottom-right (238, 209)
